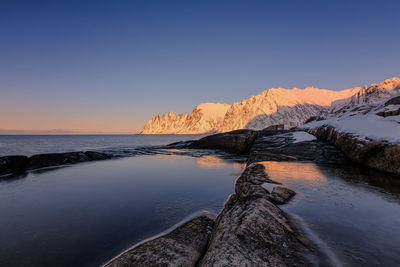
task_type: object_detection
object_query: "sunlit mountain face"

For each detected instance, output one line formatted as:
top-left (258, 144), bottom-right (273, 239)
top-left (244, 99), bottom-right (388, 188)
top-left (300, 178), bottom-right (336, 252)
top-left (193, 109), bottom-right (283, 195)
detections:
top-left (142, 77), bottom-right (400, 134)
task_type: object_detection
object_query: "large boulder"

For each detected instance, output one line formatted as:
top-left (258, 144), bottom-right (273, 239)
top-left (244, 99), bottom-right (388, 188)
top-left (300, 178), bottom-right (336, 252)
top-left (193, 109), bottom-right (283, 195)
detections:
top-left (103, 214), bottom-right (214, 267)
top-left (190, 129), bottom-right (258, 155)
top-left (0, 155), bottom-right (28, 176)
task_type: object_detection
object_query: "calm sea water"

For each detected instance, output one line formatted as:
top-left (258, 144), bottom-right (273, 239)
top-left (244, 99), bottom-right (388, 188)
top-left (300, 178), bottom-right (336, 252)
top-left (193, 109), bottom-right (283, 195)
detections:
top-left (0, 134), bottom-right (204, 156)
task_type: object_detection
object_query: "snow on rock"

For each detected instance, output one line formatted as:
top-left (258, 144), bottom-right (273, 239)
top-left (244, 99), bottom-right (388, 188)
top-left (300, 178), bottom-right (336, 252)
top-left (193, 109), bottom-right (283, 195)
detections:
top-left (291, 132), bottom-right (317, 143)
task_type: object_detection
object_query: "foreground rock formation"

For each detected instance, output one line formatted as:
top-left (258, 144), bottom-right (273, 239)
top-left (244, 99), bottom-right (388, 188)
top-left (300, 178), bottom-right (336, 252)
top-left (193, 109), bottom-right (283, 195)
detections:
top-left (199, 164), bottom-right (310, 266)
top-left (104, 214), bottom-right (214, 267)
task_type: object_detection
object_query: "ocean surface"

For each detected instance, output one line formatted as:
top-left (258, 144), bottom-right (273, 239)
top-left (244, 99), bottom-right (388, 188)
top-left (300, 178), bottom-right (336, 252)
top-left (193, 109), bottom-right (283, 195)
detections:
top-left (0, 134), bottom-right (204, 156)
top-left (1, 135), bottom-right (400, 267)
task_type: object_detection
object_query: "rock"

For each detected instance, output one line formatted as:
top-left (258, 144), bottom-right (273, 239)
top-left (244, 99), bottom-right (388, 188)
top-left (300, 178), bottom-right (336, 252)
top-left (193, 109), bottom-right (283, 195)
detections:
top-left (199, 164), bottom-right (310, 266)
top-left (103, 214), bottom-right (214, 267)
top-left (308, 125), bottom-right (400, 176)
top-left (384, 95), bottom-right (400, 106)
top-left (84, 151), bottom-right (113, 161)
top-left (263, 124), bottom-right (284, 131)
top-left (235, 163), bottom-right (280, 197)
top-left (248, 130), bottom-right (348, 164)
top-left (190, 129), bottom-right (258, 155)
top-left (0, 155), bottom-right (28, 176)
top-left (269, 186), bottom-right (296, 205)
top-left (26, 152), bottom-right (91, 170)
top-left (305, 116), bottom-right (325, 124)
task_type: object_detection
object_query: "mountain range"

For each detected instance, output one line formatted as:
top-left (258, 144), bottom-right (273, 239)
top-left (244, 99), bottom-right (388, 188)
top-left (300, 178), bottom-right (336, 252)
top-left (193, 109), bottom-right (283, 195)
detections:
top-left (141, 77), bottom-right (400, 134)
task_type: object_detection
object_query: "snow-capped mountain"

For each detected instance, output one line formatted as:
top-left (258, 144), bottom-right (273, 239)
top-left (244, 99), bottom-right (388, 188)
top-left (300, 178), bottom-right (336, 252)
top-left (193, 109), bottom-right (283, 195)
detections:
top-left (141, 78), bottom-right (400, 134)
top-left (332, 77), bottom-right (400, 112)
top-left (141, 103), bottom-right (230, 134)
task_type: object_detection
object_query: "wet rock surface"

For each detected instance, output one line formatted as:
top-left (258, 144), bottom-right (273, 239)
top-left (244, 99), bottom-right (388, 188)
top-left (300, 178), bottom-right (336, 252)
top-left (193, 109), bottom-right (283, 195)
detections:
top-left (307, 125), bottom-right (400, 176)
top-left (199, 164), bottom-right (310, 266)
top-left (248, 130), bottom-right (348, 164)
top-left (0, 155), bottom-right (28, 176)
top-left (190, 129), bottom-right (258, 155)
top-left (103, 214), bottom-right (214, 267)
top-left (269, 186), bottom-right (297, 205)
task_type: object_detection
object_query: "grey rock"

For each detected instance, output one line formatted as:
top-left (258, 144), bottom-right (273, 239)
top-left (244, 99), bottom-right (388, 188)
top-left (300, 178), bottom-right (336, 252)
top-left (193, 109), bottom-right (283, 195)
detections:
top-left (0, 155), bottom-right (28, 176)
top-left (190, 129), bottom-right (258, 155)
top-left (270, 186), bottom-right (296, 205)
top-left (104, 214), bottom-right (214, 267)
top-left (248, 130), bottom-right (347, 164)
top-left (384, 95), bottom-right (400, 106)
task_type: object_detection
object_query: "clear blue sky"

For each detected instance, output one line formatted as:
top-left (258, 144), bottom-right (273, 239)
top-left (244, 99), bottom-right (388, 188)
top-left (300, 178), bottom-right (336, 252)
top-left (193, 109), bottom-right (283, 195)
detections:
top-left (1, 0), bottom-right (399, 133)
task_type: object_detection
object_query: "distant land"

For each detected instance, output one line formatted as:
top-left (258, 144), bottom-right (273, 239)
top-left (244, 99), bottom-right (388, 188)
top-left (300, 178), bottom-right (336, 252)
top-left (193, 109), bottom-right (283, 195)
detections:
top-left (0, 129), bottom-right (133, 135)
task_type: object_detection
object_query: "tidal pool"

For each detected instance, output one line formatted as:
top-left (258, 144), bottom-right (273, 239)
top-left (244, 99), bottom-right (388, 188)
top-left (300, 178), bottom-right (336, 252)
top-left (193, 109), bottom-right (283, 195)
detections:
top-left (261, 161), bottom-right (400, 267)
top-left (0, 154), bottom-right (243, 267)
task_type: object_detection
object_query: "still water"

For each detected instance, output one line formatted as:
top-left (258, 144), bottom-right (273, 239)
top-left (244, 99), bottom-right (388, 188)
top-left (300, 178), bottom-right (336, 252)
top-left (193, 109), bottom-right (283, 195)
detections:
top-left (0, 154), bottom-right (243, 267)
top-left (262, 162), bottom-right (400, 267)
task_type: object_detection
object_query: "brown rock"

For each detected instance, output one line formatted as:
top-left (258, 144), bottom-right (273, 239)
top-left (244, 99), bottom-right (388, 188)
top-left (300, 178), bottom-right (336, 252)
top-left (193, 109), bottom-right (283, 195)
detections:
top-left (269, 186), bottom-right (296, 205)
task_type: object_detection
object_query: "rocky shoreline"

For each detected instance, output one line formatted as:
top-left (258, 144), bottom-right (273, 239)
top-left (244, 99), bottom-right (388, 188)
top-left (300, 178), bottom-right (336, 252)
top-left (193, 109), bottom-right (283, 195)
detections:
top-left (2, 127), bottom-right (398, 266)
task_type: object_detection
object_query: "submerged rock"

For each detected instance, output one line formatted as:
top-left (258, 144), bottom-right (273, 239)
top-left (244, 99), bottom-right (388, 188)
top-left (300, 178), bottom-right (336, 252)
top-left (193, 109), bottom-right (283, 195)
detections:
top-left (269, 186), bottom-right (296, 205)
top-left (248, 130), bottom-right (347, 164)
top-left (103, 214), bottom-right (214, 267)
top-left (199, 164), bottom-right (309, 266)
top-left (190, 129), bottom-right (258, 155)
top-left (0, 155), bottom-right (28, 176)
top-left (26, 152), bottom-right (91, 170)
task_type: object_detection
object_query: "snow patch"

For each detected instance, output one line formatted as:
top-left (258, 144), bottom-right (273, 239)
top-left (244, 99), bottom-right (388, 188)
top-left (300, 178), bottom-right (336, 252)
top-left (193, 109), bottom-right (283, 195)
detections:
top-left (291, 132), bottom-right (317, 143)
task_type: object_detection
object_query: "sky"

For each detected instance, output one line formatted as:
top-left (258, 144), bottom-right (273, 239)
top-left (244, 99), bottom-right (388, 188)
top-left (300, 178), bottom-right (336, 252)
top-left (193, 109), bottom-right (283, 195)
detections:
top-left (1, 0), bottom-right (399, 134)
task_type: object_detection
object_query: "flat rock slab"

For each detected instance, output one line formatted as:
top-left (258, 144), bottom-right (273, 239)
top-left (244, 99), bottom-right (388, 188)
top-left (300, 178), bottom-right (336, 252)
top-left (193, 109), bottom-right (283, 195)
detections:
top-left (190, 129), bottom-right (258, 155)
top-left (248, 130), bottom-right (348, 164)
top-left (104, 214), bottom-right (214, 267)
top-left (269, 186), bottom-right (296, 205)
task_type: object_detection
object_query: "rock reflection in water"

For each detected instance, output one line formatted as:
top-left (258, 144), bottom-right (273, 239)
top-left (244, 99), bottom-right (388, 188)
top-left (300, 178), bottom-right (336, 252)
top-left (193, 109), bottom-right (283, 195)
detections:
top-left (260, 161), bottom-right (400, 267)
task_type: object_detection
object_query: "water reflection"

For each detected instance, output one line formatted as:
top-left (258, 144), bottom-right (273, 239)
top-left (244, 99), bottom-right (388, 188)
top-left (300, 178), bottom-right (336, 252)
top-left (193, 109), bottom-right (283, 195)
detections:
top-left (259, 161), bottom-right (400, 267)
top-left (0, 154), bottom-right (242, 267)
top-left (260, 161), bottom-right (327, 186)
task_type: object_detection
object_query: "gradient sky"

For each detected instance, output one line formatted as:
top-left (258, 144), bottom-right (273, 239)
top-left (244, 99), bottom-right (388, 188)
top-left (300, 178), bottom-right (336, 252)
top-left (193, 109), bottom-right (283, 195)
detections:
top-left (1, 0), bottom-right (399, 133)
